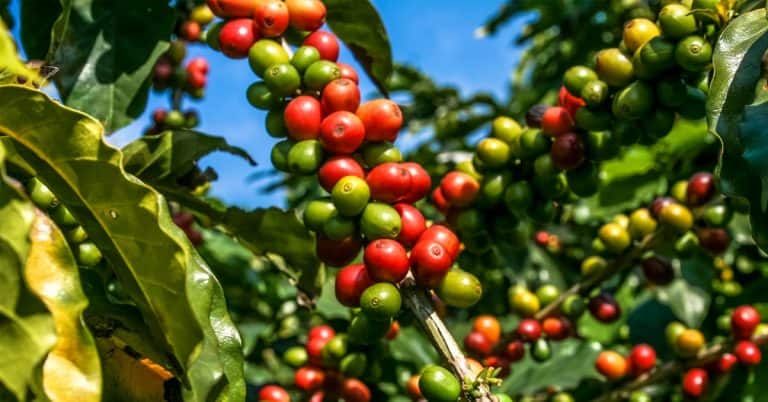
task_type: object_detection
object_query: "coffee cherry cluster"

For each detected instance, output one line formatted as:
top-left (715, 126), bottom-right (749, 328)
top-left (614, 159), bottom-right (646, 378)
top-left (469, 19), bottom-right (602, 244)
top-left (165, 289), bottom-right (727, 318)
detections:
top-left (25, 178), bottom-right (103, 267)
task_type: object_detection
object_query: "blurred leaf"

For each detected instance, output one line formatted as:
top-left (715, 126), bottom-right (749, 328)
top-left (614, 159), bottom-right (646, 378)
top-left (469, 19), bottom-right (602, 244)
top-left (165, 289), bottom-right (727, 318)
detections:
top-left (388, 326), bottom-right (438, 368)
top-left (0, 19), bottom-right (39, 84)
top-left (122, 130), bottom-right (255, 185)
top-left (499, 339), bottom-right (603, 395)
top-left (20, 0), bottom-right (60, 60)
top-left (707, 8), bottom-right (768, 251)
top-left (49, 0), bottom-right (175, 132)
top-left (97, 337), bottom-right (171, 402)
top-left (25, 212), bottom-right (101, 402)
top-left (655, 279), bottom-right (710, 328)
top-left (325, 0), bottom-right (393, 95)
top-left (0, 85), bottom-right (244, 401)
top-left (314, 275), bottom-right (349, 320)
top-left (0, 311), bottom-right (55, 401)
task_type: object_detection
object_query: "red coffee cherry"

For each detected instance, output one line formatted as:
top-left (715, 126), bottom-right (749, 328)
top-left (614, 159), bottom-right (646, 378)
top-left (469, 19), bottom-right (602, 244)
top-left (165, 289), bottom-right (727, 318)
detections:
top-left (295, 366), bottom-right (325, 391)
top-left (541, 106), bottom-right (575, 136)
top-left (385, 320), bottom-right (400, 340)
top-left (629, 344), bottom-right (657, 375)
top-left (410, 240), bottom-right (452, 287)
top-left (337, 62), bottom-right (359, 84)
top-left (558, 86), bottom-right (586, 116)
top-left (393, 203), bottom-right (427, 247)
top-left (440, 171), bottom-right (480, 207)
top-left (731, 305), bottom-right (761, 339)
top-left (152, 108), bottom-right (168, 124)
top-left (464, 331), bottom-right (494, 357)
top-left (303, 30), bottom-right (340, 61)
top-left (186, 71), bottom-right (207, 89)
top-left (305, 337), bottom-right (327, 366)
top-left (364, 239), bottom-right (410, 283)
top-left (366, 162), bottom-right (412, 203)
top-left (308, 392), bottom-right (324, 402)
top-left (399, 162), bottom-right (432, 203)
top-left (716, 353), bottom-right (738, 373)
top-left (696, 228), bottom-right (730, 255)
top-left (641, 256), bottom-right (675, 285)
top-left (734, 340), bottom-right (762, 366)
top-left (595, 351), bottom-right (629, 381)
top-left (335, 264), bottom-right (374, 307)
top-left (419, 225), bottom-right (460, 259)
top-left (588, 293), bottom-right (621, 323)
top-left (218, 18), bottom-right (257, 58)
top-left (682, 368), bottom-right (708, 398)
top-left (319, 111), bottom-right (365, 154)
top-left (180, 20), bottom-right (202, 41)
top-left (206, 0), bottom-right (258, 18)
top-left (317, 156), bottom-right (365, 192)
top-left (517, 319), bottom-right (542, 341)
top-left (308, 324), bottom-right (335, 341)
top-left (357, 99), bottom-right (403, 142)
top-left (504, 340), bottom-right (526, 362)
top-left (186, 57), bottom-right (210, 75)
top-left (321, 79), bottom-right (361, 113)
top-left (483, 356), bottom-right (511, 377)
top-left (431, 187), bottom-right (450, 214)
top-left (285, 96), bottom-right (323, 140)
top-left (341, 378), bottom-right (371, 402)
top-left (315, 234), bottom-right (361, 267)
top-left (255, 0), bottom-right (289, 37)
top-left (550, 132), bottom-right (585, 170)
top-left (286, 0), bottom-right (327, 31)
top-left (542, 317), bottom-right (571, 340)
top-left (258, 385), bottom-right (290, 402)
top-left (687, 172), bottom-right (716, 206)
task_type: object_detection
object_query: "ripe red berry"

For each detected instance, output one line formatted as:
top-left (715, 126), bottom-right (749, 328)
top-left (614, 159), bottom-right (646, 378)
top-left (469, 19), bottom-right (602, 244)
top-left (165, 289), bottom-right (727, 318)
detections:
top-left (393, 203), bottom-right (426, 247)
top-left (305, 337), bottom-right (327, 365)
top-left (337, 62), bottom-right (359, 84)
top-left (180, 20), bottom-right (202, 41)
top-left (308, 392), bottom-right (324, 402)
top-left (419, 225), bottom-right (461, 259)
top-left (399, 162), bottom-right (432, 203)
top-left (535, 231), bottom-right (550, 246)
top-left (504, 340), bottom-right (525, 362)
top-left (218, 18), bottom-right (257, 58)
top-left (285, 96), bottom-right (323, 140)
top-left (431, 187), bottom-right (450, 214)
top-left (696, 228), bottom-right (730, 255)
top-left (366, 163), bottom-right (412, 203)
top-left (295, 366), bottom-right (325, 391)
top-left (317, 156), bottom-right (365, 193)
top-left (517, 319), bottom-right (542, 341)
top-left (731, 305), bottom-right (761, 339)
top-left (186, 71), bottom-right (207, 89)
top-left (303, 30), bottom-right (340, 61)
top-left (410, 240), bottom-right (453, 287)
top-left (629, 344), bottom-right (656, 375)
top-left (682, 368), bottom-right (708, 398)
top-left (254, 0), bottom-right (289, 37)
top-left (153, 59), bottom-right (173, 82)
top-left (687, 172), bottom-right (716, 206)
top-left (716, 353), bottom-right (738, 373)
top-left (440, 172), bottom-right (480, 207)
top-left (186, 57), bottom-right (210, 75)
top-left (558, 86), bottom-right (586, 117)
top-left (319, 111), bottom-right (365, 154)
top-left (588, 293), bottom-right (621, 323)
top-left (550, 132), bottom-right (585, 170)
top-left (385, 320), bottom-right (400, 340)
top-left (286, 0), bottom-right (327, 31)
top-left (734, 340), bottom-right (762, 365)
top-left (206, 0), bottom-right (258, 18)
top-left (356, 99), bottom-right (403, 142)
top-left (464, 331), bottom-right (494, 357)
top-left (641, 256), bottom-right (674, 285)
top-left (595, 351), bottom-right (629, 381)
top-left (483, 355), bottom-right (511, 377)
top-left (258, 385), bottom-right (290, 402)
top-left (152, 108), bottom-right (168, 124)
top-left (315, 234), bottom-right (361, 267)
top-left (321, 79), bottom-right (361, 113)
top-left (541, 106), bottom-right (574, 136)
top-left (335, 264), bottom-right (374, 307)
top-left (542, 317), bottom-right (570, 340)
top-left (308, 324), bottom-right (335, 342)
top-left (364, 239), bottom-right (410, 283)
top-left (341, 378), bottom-right (371, 402)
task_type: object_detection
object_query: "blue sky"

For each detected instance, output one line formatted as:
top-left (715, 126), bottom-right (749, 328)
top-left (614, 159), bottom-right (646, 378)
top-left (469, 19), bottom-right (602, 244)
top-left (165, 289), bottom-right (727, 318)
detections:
top-left (10, 1), bottom-right (529, 209)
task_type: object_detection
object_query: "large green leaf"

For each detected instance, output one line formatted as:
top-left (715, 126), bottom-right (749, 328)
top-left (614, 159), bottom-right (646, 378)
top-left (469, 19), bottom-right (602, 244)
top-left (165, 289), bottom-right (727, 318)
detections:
top-left (122, 130), bottom-right (256, 185)
top-left (25, 212), bottom-right (101, 402)
top-left (498, 339), bottom-right (603, 395)
top-left (49, 0), bottom-right (175, 133)
top-left (707, 9), bottom-right (768, 250)
top-left (0, 85), bottom-right (244, 401)
top-left (325, 0), bottom-right (393, 95)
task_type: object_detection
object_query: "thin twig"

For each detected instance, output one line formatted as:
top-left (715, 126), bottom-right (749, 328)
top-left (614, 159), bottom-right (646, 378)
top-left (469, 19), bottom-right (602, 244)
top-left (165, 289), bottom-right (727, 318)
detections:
top-left (400, 273), bottom-right (498, 402)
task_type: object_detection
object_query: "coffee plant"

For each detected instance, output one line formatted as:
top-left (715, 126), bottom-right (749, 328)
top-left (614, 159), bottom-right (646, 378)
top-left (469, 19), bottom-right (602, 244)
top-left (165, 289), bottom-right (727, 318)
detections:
top-left (1, 0), bottom-right (767, 401)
